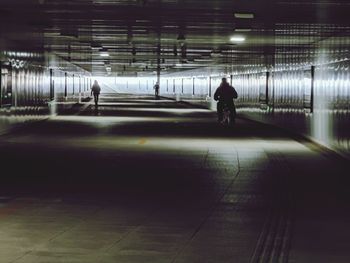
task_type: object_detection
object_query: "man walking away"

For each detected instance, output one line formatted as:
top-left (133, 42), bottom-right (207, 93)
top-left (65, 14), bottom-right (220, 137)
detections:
top-left (154, 82), bottom-right (160, 99)
top-left (91, 80), bottom-right (101, 106)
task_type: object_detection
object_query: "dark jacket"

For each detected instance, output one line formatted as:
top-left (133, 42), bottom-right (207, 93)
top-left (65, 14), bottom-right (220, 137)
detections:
top-left (214, 83), bottom-right (238, 103)
top-left (91, 84), bottom-right (101, 95)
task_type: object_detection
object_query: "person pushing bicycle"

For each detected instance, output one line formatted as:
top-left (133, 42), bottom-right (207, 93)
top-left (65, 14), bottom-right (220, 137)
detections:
top-left (214, 77), bottom-right (238, 123)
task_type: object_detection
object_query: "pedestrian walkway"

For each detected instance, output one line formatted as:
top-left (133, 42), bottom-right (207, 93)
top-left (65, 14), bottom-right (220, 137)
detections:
top-left (0, 94), bottom-right (349, 263)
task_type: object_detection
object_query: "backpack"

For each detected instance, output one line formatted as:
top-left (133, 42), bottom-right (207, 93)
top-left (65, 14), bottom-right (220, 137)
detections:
top-left (232, 88), bottom-right (238, 99)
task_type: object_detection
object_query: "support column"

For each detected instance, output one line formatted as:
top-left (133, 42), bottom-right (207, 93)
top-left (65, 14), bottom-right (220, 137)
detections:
top-left (0, 62), bottom-right (2, 108)
top-left (157, 42), bottom-right (161, 92)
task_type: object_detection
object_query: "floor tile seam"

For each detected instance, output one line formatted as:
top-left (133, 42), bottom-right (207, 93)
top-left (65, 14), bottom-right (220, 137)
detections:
top-left (9, 206), bottom-right (104, 261)
top-left (94, 227), bottom-right (139, 262)
top-left (96, 204), bottom-right (167, 259)
top-left (8, 249), bottom-right (34, 263)
top-left (170, 149), bottom-right (241, 263)
top-left (73, 101), bottom-right (93, 116)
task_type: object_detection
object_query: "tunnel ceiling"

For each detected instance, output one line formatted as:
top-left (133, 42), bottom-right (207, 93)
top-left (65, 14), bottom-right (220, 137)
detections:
top-left (1, 0), bottom-right (350, 75)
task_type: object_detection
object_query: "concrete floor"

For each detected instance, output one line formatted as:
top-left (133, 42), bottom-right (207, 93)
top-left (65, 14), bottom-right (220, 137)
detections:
top-left (0, 94), bottom-right (349, 263)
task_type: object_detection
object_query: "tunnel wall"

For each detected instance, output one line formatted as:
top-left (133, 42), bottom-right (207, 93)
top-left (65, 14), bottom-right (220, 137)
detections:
top-left (153, 60), bottom-right (350, 158)
top-left (0, 51), bottom-right (91, 134)
top-left (233, 60), bottom-right (350, 157)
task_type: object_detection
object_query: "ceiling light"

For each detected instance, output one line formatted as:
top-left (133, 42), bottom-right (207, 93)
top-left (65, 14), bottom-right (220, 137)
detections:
top-left (234, 13), bottom-right (254, 19)
top-left (100, 52), bottom-right (109, 57)
top-left (230, 36), bottom-right (245, 42)
top-left (235, 28), bottom-right (252, 32)
top-left (194, 58), bottom-right (213, 62)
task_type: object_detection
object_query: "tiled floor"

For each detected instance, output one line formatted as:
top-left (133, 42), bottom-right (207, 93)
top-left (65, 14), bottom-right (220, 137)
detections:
top-left (0, 94), bottom-right (349, 262)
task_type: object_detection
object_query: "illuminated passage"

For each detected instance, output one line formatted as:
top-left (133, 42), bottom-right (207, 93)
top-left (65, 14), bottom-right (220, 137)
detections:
top-left (0, 94), bottom-right (348, 262)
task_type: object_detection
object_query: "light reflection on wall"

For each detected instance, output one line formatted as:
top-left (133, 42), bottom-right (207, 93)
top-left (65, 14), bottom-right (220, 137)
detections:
top-left (312, 53), bottom-right (332, 147)
top-left (0, 50), bottom-right (91, 132)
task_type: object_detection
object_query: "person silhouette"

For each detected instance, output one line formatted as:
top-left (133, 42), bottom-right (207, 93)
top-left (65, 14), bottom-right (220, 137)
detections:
top-left (214, 77), bottom-right (238, 123)
top-left (91, 80), bottom-right (101, 106)
top-left (154, 82), bottom-right (160, 99)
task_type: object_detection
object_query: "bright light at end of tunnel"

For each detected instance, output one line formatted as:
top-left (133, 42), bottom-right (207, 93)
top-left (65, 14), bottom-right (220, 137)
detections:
top-left (230, 36), bottom-right (245, 42)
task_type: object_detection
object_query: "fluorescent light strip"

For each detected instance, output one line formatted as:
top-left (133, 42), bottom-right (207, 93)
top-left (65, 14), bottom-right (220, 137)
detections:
top-left (230, 36), bottom-right (246, 42)
top-left (235, 28), bottom-right (252, 32)
top-left (234, 13), bottom-right (254, 19)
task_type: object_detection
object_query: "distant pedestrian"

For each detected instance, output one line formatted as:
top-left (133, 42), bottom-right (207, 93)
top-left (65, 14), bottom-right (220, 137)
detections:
top-left (154, 82), bottom-right (160, 99)
top-left (91, 80), bottom-right (101, 106)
